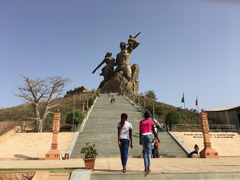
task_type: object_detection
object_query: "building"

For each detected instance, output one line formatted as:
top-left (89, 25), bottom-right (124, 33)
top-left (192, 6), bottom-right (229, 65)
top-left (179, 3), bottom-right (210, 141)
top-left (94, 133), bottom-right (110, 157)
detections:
top-left (207, 105), bottom-right (240, 130)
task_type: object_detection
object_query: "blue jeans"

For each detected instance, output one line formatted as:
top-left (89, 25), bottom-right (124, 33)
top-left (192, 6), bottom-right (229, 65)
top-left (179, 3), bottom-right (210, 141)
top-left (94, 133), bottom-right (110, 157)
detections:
top-left (119, 139), bottom-right (130, 169)
top-left (141, 134), bottom-right (152, 170)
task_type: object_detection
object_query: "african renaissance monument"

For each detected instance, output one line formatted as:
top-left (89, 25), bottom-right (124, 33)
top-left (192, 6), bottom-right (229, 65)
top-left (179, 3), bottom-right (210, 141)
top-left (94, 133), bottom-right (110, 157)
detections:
top-left (92, 32), bottom-right (141, 93)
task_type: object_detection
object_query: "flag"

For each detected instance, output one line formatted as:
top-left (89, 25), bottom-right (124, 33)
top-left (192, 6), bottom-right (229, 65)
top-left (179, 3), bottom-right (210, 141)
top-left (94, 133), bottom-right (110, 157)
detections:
top-left (181, 93), bottom-right (184, 103)
top-left (195, 97), bottom-right (198, 106)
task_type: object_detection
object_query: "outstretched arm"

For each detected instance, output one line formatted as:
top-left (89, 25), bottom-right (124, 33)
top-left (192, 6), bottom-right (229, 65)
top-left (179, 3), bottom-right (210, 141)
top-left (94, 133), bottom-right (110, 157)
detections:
top-left (92, 60), bottom-right (105, 74)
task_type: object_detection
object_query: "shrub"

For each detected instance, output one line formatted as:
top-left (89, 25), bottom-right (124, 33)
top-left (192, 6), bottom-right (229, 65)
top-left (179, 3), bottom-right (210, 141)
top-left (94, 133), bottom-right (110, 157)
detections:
top-left (65, 110), bottom-right (84, 125)
top-left (154, 105), bottom-right (165, 116)
top-left (145, 90), bottom-right (157, 100)
top-left (81, 142), bottom-right (98, 158)
top-left (165, 110), bottom-right (180, 127)
top-left (88, 98), bottom-right (94, 107)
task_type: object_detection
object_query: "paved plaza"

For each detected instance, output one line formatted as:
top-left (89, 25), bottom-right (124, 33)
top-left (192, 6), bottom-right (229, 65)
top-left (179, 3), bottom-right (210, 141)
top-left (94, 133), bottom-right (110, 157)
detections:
top-left (1, 157), bottom-right (240, 172)
top-left (1, 157), bottom-right (240, 179)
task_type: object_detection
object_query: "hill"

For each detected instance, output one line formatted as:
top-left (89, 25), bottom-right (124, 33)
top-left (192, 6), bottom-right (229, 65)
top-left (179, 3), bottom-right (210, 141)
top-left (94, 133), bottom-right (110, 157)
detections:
top-left (0, 89), bottom-right (201, 133)
top-left (0, 91), bottom-right (95, 132)
top-left (127, 92), bottom-right (200, 126)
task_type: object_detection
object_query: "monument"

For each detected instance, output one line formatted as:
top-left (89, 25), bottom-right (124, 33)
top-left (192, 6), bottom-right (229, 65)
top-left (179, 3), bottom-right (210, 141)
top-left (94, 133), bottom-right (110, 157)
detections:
top-left (92, 32), bottom-right (141, 93)
top-left (200, 112), bottom-right (218, 158)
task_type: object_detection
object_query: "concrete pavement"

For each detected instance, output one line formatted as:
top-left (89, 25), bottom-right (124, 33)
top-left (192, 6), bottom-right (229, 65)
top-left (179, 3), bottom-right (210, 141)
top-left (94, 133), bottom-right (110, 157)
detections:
top-left (1, 157), bottom-right (240, 172)
top-left (1, 157), bottom-right (240, 179)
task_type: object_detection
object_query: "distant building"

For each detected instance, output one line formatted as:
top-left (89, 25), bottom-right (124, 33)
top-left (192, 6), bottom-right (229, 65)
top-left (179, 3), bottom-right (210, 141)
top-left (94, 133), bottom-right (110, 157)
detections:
top-left (207, 105), bottom-right (240, 130)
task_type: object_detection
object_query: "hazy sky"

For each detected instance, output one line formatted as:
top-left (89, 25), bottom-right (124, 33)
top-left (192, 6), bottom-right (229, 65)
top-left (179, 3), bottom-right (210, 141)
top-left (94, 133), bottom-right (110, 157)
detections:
top-left (1, 0), bottom-right (240, 111)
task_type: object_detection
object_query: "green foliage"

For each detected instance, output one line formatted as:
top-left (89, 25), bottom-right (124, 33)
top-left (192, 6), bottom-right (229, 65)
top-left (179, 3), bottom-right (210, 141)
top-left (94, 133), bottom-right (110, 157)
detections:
top-left (0, 92), bottom-right (94, 131)
top-left (145, 90), bottom-right (157, 100)
top-left (154, 105), bottom-right (165, 116)
top-left (65, 110), bottom-right (84, 125)
top-left (81, 142), bottom-right (98, 158)
top-left (88, 98), bottom-right (94, 107)
top-left (165, 110), bottom-right (180, 127)
top-left (145, 103), bottom-right (165, 117)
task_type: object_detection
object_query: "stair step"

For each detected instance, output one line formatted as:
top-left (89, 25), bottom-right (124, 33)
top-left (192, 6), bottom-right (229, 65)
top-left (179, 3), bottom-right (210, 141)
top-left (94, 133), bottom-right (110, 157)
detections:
top-left (70, 94), bottom-right (187, 158)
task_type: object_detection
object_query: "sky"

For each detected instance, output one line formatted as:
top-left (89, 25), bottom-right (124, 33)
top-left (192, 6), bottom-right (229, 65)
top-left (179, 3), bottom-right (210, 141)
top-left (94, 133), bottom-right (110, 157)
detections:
top-left (0, 0), bottom-right (240, 111)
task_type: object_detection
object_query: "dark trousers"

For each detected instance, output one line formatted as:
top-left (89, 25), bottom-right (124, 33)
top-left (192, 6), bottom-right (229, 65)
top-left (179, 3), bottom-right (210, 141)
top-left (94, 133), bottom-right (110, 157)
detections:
top-left (119, 139), bottom-right (130, 168)
top-left (188, 151), bottom-right (198, 158)
top-left (152, 149), bottom-right (156, 158)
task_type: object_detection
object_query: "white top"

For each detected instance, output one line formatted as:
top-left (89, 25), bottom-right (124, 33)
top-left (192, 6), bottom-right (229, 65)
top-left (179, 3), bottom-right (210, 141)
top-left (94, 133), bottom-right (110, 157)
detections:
top-left (117, 121), bottom-right (132, 140)
top-left (151, 143), bottom-right (154, 150)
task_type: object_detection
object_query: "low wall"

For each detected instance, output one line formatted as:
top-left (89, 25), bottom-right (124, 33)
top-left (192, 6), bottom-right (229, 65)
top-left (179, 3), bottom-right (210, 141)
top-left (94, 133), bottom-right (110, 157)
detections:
top-left (0, 126), bottom-right (21, 143)
top-left (0, 120), bottom-right (23, 136)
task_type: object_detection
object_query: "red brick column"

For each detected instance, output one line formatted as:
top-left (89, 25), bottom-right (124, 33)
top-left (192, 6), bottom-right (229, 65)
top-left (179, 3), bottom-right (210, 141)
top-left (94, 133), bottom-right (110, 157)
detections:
top-left (45, 113), bottom-right (61, 160)
top-left (200, 113), bottom-right (218, 158)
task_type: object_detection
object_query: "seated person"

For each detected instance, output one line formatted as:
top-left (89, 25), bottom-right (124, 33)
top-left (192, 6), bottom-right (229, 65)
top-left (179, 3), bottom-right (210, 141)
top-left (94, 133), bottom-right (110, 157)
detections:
top-left (188, 144), bottom-right (199, 158)
top-left (111, 98), bottom-right (115, 103)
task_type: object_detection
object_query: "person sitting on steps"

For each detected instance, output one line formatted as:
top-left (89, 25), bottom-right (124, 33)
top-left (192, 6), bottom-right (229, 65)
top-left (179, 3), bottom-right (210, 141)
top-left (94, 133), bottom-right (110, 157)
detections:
top-left (188, 144), bottom-right (199, 158)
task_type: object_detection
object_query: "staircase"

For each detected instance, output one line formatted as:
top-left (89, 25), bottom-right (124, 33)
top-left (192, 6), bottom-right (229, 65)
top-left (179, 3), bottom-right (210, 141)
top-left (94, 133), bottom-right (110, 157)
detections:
top-left (70, 93), bottom-right (187, 158)
top-left (158, 132), bottom-right (187, 157)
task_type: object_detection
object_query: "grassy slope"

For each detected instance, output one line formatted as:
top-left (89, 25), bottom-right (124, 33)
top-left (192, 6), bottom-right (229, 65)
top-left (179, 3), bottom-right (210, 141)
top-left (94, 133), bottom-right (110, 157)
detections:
top-left (0, 92), bottom-right (94, 131)
top-left (0, 92), bottom-right (201, 132)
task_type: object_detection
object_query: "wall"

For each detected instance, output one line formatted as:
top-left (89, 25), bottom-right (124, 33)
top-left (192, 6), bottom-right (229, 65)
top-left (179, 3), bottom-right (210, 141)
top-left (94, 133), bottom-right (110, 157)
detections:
top-left (228, 110), bottom-right (240, 129)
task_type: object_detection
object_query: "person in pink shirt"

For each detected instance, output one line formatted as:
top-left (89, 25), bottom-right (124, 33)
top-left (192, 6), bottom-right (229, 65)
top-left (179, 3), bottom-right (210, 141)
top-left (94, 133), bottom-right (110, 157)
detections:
top-left (139, 111), bottom-right (160, 173)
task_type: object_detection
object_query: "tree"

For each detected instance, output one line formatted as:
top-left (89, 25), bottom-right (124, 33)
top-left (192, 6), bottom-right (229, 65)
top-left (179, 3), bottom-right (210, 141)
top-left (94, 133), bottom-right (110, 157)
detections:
top-left (165, 110), bottom-right (180, 128)
top-left (15, 75), bottom-right (71, 132)
top-left (88, 98), bottom-right (94, 107)
top-left (65, 110), bottom-right (84, 126)
top-left (154, 105), bottom-right (165, 116)
top-left (145, 90), bottom-right (157, 100)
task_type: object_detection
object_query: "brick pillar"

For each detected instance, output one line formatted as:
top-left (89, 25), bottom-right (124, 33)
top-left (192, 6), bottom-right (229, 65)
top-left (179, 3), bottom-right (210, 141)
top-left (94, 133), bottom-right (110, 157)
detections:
top-left (200, 113), bottom-right (218, 158)
top-left (45, 113), bottom-right (61, 160)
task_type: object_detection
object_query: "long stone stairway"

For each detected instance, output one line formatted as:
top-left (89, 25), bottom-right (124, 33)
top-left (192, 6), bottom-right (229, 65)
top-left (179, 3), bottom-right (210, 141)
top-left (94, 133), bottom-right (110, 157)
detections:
top-left (70, 93), bottom-right (187, 158)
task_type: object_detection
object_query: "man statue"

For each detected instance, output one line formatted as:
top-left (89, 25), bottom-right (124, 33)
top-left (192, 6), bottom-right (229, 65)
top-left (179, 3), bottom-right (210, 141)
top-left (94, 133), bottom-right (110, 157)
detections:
top-left (114, 33), bottom-right (140, 82)
top-left (92, 51), bottom-right (115, 88)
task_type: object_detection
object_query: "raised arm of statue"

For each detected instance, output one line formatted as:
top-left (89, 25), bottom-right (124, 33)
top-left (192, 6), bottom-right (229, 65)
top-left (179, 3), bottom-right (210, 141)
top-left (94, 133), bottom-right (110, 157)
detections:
top-left (127, 38), bottom-right (140, 51)
top-left (92, 60), bottom-right (105, 74)
top-left (92, 51), bottom-right (114, 74)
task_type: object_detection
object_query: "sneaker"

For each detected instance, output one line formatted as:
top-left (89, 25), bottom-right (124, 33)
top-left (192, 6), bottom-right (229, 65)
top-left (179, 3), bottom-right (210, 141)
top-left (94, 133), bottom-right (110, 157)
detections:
top-left (123, 168), bottom-right (126, 173)
top-left (144, 168), bottom-right (147, 171)
top-left (147, 169), bottom-right (151, 173)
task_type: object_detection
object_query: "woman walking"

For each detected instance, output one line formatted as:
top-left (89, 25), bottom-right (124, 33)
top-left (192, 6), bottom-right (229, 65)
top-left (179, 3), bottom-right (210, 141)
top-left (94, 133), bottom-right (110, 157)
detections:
top-left (139, 111), bottom-right (160, 173)
top-left (117, 113), bottom-right (133, 173)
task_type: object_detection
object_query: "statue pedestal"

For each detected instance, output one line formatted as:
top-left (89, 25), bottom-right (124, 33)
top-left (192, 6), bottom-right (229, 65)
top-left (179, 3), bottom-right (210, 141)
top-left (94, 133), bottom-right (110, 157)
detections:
top-left (45, 113), bottom-right (61, 160)
top-left (101, 64), bottom-right (140, 93)
top-left (200, 113), bottom-right (218, 158)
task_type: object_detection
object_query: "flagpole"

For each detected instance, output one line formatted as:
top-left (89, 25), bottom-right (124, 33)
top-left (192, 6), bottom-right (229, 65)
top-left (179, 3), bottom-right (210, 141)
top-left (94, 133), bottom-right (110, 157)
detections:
top-left (196, 96), bottom-right (200, 122)
top-left (181, 93), bottom-right (187, 124)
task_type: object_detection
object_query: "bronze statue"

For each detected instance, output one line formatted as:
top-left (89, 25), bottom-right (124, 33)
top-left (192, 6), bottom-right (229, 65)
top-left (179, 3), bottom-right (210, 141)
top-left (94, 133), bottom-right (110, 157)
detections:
top-left (92, 32), bottom-right (141, 92)
top-left (92, 52), bottom-right (115, 88)
top-left (114, 33), bottom-right (141, 81)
